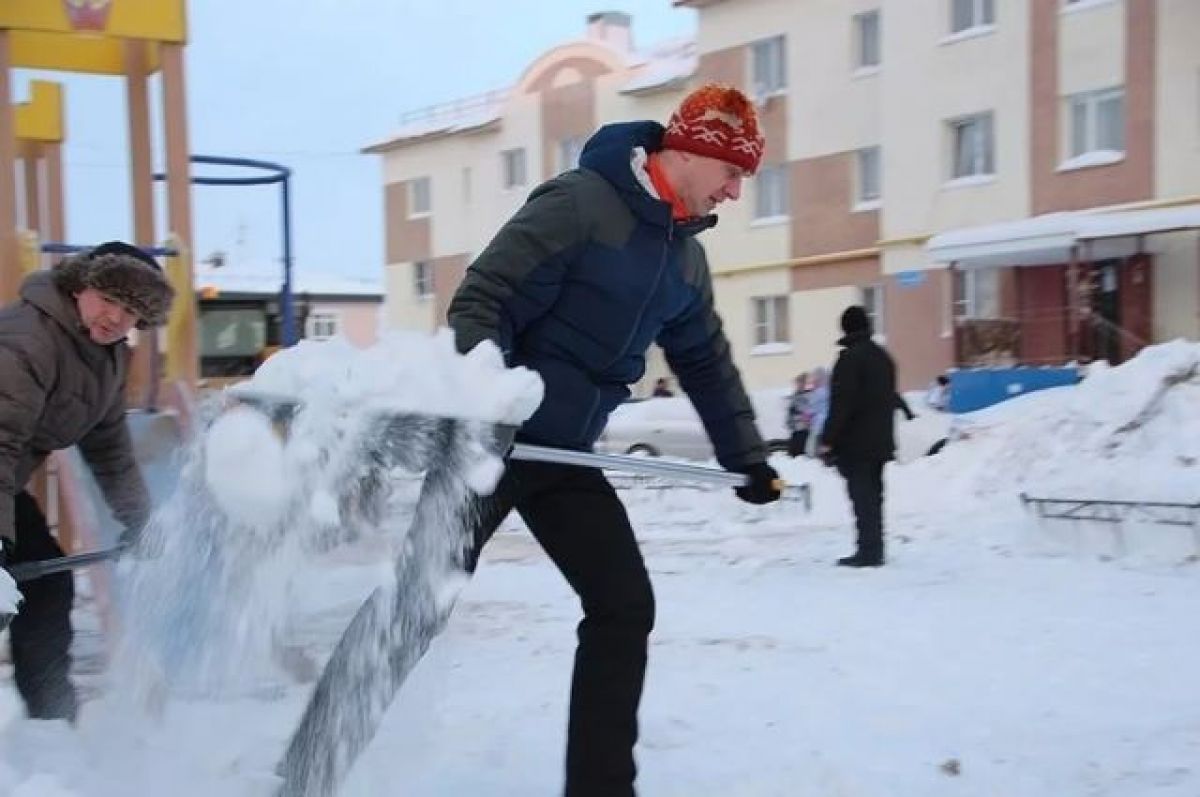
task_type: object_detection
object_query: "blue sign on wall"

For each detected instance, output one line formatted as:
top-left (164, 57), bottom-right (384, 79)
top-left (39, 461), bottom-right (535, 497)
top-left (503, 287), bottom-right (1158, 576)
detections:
top-left (896, 270), bottom-right (927, 289)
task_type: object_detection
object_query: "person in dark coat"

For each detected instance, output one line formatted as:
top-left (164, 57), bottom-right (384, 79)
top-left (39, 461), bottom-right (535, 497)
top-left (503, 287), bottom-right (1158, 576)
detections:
top-left (818, 305), bottom-right (907, 568)
top-left (448, 84), bottom-right (781, 796)
top-left (0, 241), bottom-right (174, 720)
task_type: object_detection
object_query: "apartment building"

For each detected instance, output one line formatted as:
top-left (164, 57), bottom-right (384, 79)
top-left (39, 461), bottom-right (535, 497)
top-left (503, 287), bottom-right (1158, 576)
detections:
top-left (368, 1), bottom-right (1199, 392)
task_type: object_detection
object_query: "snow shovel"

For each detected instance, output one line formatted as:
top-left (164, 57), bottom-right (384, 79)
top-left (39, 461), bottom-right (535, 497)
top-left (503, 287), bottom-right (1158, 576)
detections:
top-left (226, 387), bottom-right (809, 506)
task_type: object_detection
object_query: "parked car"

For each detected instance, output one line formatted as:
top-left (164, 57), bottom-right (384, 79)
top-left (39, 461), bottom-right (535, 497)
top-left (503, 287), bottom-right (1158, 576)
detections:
top-left (596, 388), bottom-right (790, 461)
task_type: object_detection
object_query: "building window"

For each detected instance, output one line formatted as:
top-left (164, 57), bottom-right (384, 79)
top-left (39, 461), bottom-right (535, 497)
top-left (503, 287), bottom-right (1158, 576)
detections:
top-left (949, 112), bottom-right (995, 178)
top-left (1068, 87), bottom-right (1125, 158)
top-left (462, 166), bottom-right (472, 205)
top-left (953, 267), bottom-right (1000, 320)
top-left (408, 176), bottom-right (431, 217)
top-left (856, 146), bottom-right (881, 206)
top-left (501, 148), bottom-right (527, 190)
top-left (751, 35), bottom-right (786, 96)
top-left (951, 0), bottom-right (994, 33)
top-left (854, 10), bottom-right (881, 69)
top-left (754, 164), bottom-right (789, 220)
top-left (558, 136), bottom-right (585, 173)
top-left (413, 260), bottom-right (433, 299)
top-left (752, 296), bottom-right (790, 346)
top-left (305, 312), bottom-right (339, 341)
top-left (860, 285), bottom-right (885, 338)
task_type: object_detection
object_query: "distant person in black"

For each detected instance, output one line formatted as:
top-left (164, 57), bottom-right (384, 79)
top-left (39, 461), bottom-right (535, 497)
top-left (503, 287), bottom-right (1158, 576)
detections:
top-left (651, 377), bottom-right (675, 398)
top-left (817, 305), bottom-right (910, 567)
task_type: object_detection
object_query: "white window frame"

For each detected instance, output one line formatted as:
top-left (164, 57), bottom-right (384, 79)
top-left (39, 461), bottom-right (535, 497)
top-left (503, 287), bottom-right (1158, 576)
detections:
top-left (855, 146), bottom-right (882, 209)
top-left (305, 311), bottom-right (339, 341)
top-left (854, 10), bottom-right (881, 71)
top-left (753, 164), bottom-right (789, 222)
top-left (557, 136), bottom-right (585, 173)
top-left (860, 285), bottom-right (886, 341)
top-left (501, 147), bottom-right (527, 190)
top-left (751, 35), bottom-right (787, 97)
top-left (948, 112), bottom-right (995, 180)
top-left (413, 260), bottom-right (434, 300)
top-left (407, 176), bottom-right (431, 218)
top-left (952, 267), bottom-right (1000, 320)
top-left (1066, 87), bottom-right (1125, 160)
top-left (751, 295), bottom-right (791, 352)
top-left (950, 0), bottom-right (995, 34)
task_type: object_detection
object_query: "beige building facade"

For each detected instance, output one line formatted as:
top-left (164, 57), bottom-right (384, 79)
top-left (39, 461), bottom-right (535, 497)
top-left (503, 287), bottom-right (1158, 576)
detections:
top-left (369, 2), bottom-right (1199, 393)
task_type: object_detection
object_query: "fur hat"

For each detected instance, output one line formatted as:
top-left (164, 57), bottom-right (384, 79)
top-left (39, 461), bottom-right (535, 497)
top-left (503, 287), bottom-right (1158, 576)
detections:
top-left (662, 83), bottom-right (765, 174)
top-left (840, 305), bottom-right (871, 335)
top-left (52, 241), bottom-right (175, 328)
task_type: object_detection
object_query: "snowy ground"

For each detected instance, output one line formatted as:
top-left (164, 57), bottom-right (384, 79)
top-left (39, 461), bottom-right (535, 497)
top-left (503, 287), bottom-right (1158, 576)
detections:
top-left (1, 339), bottom-right (1198, 796)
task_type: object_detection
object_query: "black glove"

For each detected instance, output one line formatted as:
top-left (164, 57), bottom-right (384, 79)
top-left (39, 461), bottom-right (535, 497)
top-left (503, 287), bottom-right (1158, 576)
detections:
top-left (734, 463), bottom-right (782, 505)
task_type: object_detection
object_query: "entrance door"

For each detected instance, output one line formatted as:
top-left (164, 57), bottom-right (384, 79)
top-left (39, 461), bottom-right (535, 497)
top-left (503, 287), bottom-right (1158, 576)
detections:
top-left (1090, 260), bottom-right (1121, 364)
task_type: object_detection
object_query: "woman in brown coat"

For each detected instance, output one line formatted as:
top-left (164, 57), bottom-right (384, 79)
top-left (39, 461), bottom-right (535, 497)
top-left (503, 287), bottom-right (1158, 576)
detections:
top-left (0, 241), bottom-right (173, 720)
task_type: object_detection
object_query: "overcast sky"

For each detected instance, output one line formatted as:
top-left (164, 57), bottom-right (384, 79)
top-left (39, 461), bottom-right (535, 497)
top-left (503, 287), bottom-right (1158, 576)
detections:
top-left (19, 1), bottom-right (695, 280)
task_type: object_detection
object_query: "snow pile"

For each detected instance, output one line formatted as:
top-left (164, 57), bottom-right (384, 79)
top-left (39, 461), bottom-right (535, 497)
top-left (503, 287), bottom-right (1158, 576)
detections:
top-left (898, 341), bottom-right (1200, 505)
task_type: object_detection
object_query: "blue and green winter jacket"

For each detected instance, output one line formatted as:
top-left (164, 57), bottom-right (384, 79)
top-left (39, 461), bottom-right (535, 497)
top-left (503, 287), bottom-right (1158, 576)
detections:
top-left (447, 121), bottom-right (766, 471)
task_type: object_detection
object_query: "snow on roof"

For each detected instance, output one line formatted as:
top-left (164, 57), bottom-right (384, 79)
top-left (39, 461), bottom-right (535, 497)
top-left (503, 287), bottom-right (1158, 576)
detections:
top-left (620, 37), bottom-right (696, 94)
top-left (195, 267), bottom-right (382, 299)
top-left (927, 203), bottom-right (1200, 268)
top-left (1076, 204), bottom-right (1200, 241)
top-left (362, 90), bottom-right (507, 152)
top-left (366, 36), bottom-right (698, 151)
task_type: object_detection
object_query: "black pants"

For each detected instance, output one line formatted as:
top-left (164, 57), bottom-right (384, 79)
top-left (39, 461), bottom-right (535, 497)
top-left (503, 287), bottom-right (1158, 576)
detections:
top-left (787, 429), bottom-right (809, 458)
top-left (468, 460), bottom-right (655, 797)
top-left (836, 460), bottom-right (886, 561)
top-left (9, 491), bottom-right (78, 722)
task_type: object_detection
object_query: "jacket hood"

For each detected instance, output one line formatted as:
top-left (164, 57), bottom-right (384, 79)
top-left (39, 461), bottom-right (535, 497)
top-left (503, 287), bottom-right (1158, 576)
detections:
top-left (20, 270), bottom-right (128, 360)
top-left (578, 121), bottom-right (717, 236)
top-left (837, 329), bottom-right (873, 348)
top-left (21, 270), bottom-right (89, 340)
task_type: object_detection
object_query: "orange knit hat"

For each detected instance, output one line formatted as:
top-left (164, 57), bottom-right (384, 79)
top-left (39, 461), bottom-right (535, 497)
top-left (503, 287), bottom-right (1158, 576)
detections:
top-left (662, 84), bottom-right (765, 174)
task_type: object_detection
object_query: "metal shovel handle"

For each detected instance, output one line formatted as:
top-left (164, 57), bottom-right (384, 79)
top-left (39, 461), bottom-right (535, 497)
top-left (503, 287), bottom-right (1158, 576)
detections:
top-left (7, 546), bottom-right (126, 583)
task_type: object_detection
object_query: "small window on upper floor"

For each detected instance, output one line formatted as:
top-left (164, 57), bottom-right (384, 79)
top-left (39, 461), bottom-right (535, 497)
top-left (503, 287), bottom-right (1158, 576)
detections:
top-left (753, 164), bottom-right (789, 221)
top-left (501, 148), bottom-right (527, 190)
top-left (854, 10), bottom-right (881, 70)
top-left (949, 112), bottom-right (995, 179)
top-left (408, 176), bottom-right (431, 217)
top-left (751, 35), bottom-right (786, 97)
top-left (951, 0), bottom-right (995, 34)
top-left (558, 136), bottom-right (586, 173)
top-left (1066, 87), bottom-right (1125, 162)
